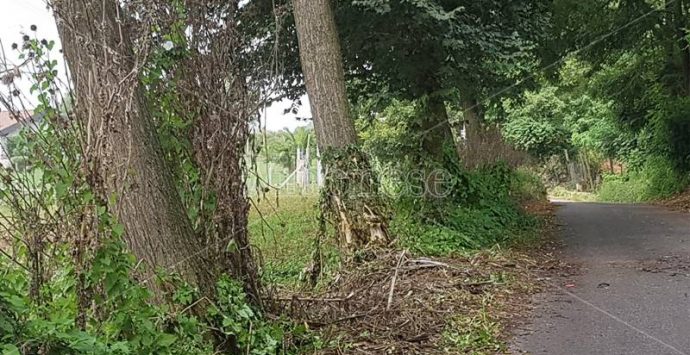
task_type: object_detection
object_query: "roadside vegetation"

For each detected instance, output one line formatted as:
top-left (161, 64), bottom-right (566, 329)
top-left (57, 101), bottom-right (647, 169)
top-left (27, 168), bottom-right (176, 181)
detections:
top-left (1, 0), bottom-right (690, 354)
top-left (248, 178), bottom-right (553, 353)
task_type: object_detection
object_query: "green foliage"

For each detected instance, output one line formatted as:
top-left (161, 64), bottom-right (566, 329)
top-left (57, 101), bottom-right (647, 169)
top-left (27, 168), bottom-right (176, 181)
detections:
top-left (530, 0), bottom-right (690, 203)
top-left (207, 277), bottom-right (282, 354)
top-left (337, 0), bottom-right (549, 102)
top-left (502, 85), bottom-right (567, 158)
top-left (0, 31), bottom-right (290, 355)
top-left (0, 238), bottom-right (288, 354)
top-left (597, 156), bottom-right (688, 203)
top-left (357, 99), bottom-right (421, 165)
top-left (392, 164), bottom-right (541, 256)
top-left (255, 125), bottom-right (317, 172)
top-left (502, 76), bottom-right (622, 161)
top-left (511, 168), bottom-right (548, 202)
top-left (0, 239), bottom-right (209, 354)
top-left (647, 96), bottom-right (690, 172)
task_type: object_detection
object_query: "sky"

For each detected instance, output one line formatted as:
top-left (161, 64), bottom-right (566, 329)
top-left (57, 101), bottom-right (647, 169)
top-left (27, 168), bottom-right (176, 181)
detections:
top-left (0, 0), bottom-right (309, 132)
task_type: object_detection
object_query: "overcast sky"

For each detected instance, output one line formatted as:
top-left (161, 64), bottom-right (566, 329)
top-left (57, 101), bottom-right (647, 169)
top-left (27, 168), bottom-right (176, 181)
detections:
top-left (0, 0), bottom-right (309, 132)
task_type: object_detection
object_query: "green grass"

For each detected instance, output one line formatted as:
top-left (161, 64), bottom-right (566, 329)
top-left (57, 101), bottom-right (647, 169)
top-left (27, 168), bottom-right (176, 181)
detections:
top-left (442, 295), bottom-right (504, 354)
top-left (248, 193), bottom-right (339, 289)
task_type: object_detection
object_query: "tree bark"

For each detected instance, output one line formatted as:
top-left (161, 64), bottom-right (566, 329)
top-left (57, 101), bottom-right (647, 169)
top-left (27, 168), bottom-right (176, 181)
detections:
top-left (293, 0), bottom-right (389, 248)
top-left (53, 0), bottom-right (216, 297)
top-left (416, 96), bottom-right (457, 197)
top-left (293, 0), bottom-right (357, 151)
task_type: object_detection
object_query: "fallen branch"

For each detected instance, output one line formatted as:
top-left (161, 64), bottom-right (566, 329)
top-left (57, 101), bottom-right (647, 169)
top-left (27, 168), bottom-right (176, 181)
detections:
top-left (387, 250), bottom-right (406, 310)
top-left (403, 258), bottom-right (471, 273)
top-left (276, 293), bottom-right (354, 303)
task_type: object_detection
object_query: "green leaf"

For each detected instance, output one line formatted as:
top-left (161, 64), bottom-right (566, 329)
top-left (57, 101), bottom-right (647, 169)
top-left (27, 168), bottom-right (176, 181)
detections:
top-left (112, 223), bottom-right (125, 238)
top-left (157, 333), bottom-right (177, 348)
top-left (1, 344), bottom-right (20, 355)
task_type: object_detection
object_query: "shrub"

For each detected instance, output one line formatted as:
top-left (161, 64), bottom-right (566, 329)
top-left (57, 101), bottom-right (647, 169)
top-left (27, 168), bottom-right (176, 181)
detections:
top-left (510, 168), bottom-right (547, 202)
top-left (0, 239), bottom-right (286, 355)
top-left (597, 156), bottom-right (688, 202)
top-left (392, 164), bottom-right (541, 256)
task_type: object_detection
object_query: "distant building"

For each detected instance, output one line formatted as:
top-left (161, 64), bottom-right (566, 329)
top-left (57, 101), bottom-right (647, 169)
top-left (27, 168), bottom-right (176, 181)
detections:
top-left (0, 111), bottom-right (41, 168)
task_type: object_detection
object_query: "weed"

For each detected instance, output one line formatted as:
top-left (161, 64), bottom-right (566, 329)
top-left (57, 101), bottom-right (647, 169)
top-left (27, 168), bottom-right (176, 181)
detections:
top-left (442, 295), bottom-right (505, 354)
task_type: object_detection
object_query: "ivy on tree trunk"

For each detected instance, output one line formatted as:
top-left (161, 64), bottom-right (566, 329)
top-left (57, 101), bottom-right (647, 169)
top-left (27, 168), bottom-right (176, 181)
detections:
top-left (293, 0), bottom-right (390, 250)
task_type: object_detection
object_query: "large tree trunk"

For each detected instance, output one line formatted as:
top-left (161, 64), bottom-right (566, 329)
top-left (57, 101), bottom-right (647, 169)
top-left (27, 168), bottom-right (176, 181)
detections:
top-left (53, 0), bottom-right (216, 298)
top-left (459, 97), bottom-right (517, 169)
top-left (293, 0), bottom-right (357, 149)
top-left (293, 0), bottom-right (389, 249)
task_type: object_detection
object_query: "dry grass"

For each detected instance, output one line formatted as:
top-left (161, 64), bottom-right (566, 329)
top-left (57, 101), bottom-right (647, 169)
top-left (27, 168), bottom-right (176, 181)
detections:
top-left (547, 186), bottom-right (596, 202)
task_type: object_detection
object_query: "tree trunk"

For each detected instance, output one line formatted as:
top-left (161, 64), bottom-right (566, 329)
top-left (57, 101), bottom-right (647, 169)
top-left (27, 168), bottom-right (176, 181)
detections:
top-left (420, 96), bottom-right (456, 163)
top-left (417, 96), bottom-right (457, 197)
top-left (293, 0), bottom-right (357, 150)
top-left (462, 98), bottom-right (482, 145)
top-left (53, 1), bottom-right (217, 298)
top-left (177, 0), bottom-right (263, 308)
top-left (294, 0), bottom-right (389, 248)
top-left (460, 97), bottom-right (485, 168)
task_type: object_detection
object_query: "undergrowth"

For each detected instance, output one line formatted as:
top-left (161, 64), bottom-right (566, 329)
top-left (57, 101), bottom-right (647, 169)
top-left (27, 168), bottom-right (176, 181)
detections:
top-left (248, 194), bottom-right (339, 289)
top-left (392, 164), bottom-right (544, 256)
top-left (597, 156), bottom-right (689, 203)
top-left (0, 239), bottom-right (285, 354)
top-left (442, 295), bottom-right (504, 353)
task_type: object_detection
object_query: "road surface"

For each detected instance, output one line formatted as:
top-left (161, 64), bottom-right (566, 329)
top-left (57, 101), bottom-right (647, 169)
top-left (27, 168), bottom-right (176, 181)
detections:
top-left (512, 202), bottom-right (690, 355)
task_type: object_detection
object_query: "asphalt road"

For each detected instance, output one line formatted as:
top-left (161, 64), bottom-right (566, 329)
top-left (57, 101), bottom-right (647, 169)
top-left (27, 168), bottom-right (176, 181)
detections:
top-left (512, 202), bottom-right (690, 355)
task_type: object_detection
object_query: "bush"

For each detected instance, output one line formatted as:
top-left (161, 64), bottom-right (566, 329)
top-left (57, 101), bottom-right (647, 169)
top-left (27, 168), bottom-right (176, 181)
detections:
top-left (0, 239), bottom-right (285, 355)
top-left (392, 164), bottom-right (541, 256)
top-left (510, 168), bottom-right (547, 202)
top-left (597, 156), bottom-right (688, 202)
